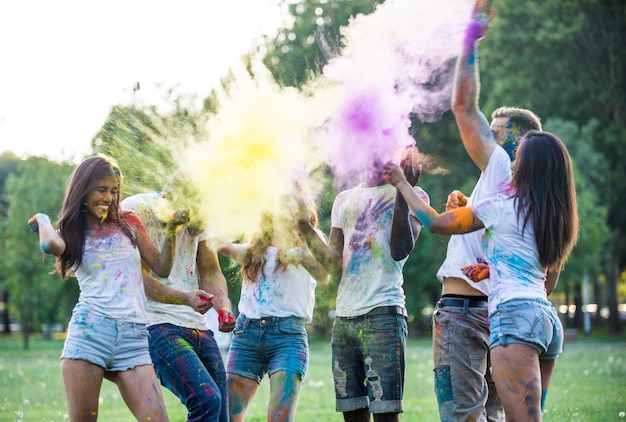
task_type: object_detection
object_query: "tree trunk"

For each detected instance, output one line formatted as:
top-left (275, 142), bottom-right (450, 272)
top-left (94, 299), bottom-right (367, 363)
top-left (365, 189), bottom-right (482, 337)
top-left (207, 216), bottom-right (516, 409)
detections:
top-left (606, 250), bottom-right (622, 335)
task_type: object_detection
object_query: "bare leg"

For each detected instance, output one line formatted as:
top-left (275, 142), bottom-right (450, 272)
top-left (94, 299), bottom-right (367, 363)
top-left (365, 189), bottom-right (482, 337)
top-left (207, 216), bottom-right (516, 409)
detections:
top-left (61, 358), bottom-right (105, 422)
top-left (108, 365), bottom-right (168, 421)
top-left (228, 373), bottom-right (260, 422)
top-left (343, 408), bottom-right (370, 422)
top-left (539, 358), bottom-right (557, 410)
top-left (267, 370), bottom-right (303, 422)
top-left (491, 344), bottom-right (542, 422)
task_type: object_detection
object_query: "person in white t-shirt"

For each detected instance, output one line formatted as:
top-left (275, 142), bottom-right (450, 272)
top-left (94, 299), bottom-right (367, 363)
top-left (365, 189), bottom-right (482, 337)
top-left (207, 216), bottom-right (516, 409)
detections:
top-left (298, 149), bottom-right (429, 422)
top-left (218, 198), bottom-right (329, 422)
top-left (383, 130), bottom-right (578, 421)
top-left (431, 1), bottom-right (544, 420)
top-left (121, 190), bottom-right (236, 422)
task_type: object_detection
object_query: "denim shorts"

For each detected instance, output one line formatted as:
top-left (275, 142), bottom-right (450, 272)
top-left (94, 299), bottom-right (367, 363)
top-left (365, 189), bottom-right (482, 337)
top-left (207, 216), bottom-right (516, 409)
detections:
top-left (226, 314), bottom-right (309, 383)
top-left (490, 298), bottom-right (563, 359)
top-left (331, 313), bottom-right (407, 414)
top-left (61, 308), bottom-right (152, 371)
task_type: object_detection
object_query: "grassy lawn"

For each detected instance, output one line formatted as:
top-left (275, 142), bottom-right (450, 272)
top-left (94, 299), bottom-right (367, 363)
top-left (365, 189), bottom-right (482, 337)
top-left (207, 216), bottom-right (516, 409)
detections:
top-left (0, 332), bottom-right (624, 421)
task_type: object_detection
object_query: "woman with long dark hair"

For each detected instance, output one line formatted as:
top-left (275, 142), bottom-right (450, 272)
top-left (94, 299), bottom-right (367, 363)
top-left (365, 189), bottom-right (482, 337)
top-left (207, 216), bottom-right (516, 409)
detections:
top-left (382, 131), bottom-right (578, 421)
top-left (29, 154), bottom-right (188, 421)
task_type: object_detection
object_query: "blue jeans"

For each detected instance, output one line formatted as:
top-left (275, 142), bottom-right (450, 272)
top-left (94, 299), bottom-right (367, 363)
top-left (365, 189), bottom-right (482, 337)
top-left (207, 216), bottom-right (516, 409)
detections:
top-left (331, 312), bottom-right (407, 414)
top-left (148, 324), bottom-right (228, 422)
top-left (226, 315), bottom-right (309, 382)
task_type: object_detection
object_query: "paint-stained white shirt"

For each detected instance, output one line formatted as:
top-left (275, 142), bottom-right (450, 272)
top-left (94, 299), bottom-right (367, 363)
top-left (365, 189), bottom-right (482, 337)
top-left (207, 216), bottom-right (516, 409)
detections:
top-left (436, 146), bottom-right (513, 295)
top-left (331, 183), bottom-right (429, 317)
top-left (75, 228), bottom-right (147, 323)
top-left (236, 245), bottom-right (319, 322)
top-left (473, 194), bottom-right (548, 315)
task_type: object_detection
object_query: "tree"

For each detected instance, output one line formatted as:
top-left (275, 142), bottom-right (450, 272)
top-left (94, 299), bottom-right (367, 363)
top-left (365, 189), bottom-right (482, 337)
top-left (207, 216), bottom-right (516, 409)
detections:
top-left (4, 157), bottom-right (75, 348)
top-left (480, 0), bottom-right (625, 333)
top-left (0, 152), bottom-right (20, 333)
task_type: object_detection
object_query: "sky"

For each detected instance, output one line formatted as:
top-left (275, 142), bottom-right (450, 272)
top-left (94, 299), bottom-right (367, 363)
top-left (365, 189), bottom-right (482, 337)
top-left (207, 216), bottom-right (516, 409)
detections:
top-left (0, 0), bottom-right (285, 163)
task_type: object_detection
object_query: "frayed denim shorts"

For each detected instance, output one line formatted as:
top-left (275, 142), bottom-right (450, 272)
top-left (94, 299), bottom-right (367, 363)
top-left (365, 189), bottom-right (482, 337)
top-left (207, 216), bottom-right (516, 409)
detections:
top-left (490, 298), bottom-right (563, 360)
top-left (226, 314), bottom-right (309, 383)
top-left (61, 307), bottom-right (152, 371)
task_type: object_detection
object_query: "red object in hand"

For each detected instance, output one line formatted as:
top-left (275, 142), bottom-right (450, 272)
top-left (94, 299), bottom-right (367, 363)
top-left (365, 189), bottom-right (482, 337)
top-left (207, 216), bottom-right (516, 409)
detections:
top-left (218, 307), bottom-right (236, 332)
top-left (199, 296), bottom-right (211, 302)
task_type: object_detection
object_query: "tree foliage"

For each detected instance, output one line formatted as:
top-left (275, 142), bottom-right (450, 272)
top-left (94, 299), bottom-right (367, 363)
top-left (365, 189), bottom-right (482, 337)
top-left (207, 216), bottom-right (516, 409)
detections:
top-left (3, 158), bottom-right (75, 348)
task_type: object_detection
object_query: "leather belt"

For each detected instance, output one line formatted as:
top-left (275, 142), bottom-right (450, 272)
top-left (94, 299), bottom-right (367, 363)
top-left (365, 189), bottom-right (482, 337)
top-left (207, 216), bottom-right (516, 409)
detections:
top-left (437, 298), bottom-right (488, 309)
top-left (341, 305), bottom-right (407, 319)
top-left (367, 305), bottom-right (407, 317)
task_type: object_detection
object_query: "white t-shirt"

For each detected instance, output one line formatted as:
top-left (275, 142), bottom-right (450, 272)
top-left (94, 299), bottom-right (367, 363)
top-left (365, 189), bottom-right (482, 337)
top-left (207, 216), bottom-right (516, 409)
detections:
top-left (473, 194), bottom-right (548, 315)
top-left (436, 146), bottom-right (513, 295)
top-left (121, 193), bottom-right (210, 330)
top-left (235, 244), bottom-right (319, 322)
top-left (331, 183), bottom-right (429, 317)
top-left (75, 228), bottom-right (147, 323)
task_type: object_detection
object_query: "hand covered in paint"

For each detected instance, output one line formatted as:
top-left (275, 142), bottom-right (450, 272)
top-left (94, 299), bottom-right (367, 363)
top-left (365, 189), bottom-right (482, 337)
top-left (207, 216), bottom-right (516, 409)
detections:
top-left (381, 162), bottom-right (408, 186)
top-left (400, 146), bottom-right (422, 187)
top-left (186, 291), bottom-right (214, 314)
top-left (165, 208), bottom-right (190, 235)
top-left (446, 190), bottom-right (468, 211)
top-left (286, 247), bottom-right (306, 265)
top-left (218, 307), bottom-right (236, 333)
top-left (27, 213), bottom-right (52, 233)
top-left (469, 0), bottom-right (497, 41)
top-left (461, 262), bottom-right (490, 282)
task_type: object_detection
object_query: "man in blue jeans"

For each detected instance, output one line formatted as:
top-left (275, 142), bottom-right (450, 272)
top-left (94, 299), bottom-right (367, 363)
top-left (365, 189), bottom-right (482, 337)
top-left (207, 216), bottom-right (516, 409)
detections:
top-left (122, 191), bottom-right (236, 422)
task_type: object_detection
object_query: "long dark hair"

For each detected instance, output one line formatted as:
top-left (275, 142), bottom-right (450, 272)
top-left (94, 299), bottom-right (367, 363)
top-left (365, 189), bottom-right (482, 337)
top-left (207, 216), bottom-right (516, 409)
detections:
top-left (513, 131), bottom-right (578, 271)
top-left (55, 154), bottom-right (135, 279)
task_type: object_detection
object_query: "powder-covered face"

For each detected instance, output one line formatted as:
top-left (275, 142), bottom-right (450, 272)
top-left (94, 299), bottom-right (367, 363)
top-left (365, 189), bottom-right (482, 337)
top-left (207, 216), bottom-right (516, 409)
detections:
top-left (490, 117), bottom-right (519, 160)
top-left (84, 176), bottom-right (119, 226)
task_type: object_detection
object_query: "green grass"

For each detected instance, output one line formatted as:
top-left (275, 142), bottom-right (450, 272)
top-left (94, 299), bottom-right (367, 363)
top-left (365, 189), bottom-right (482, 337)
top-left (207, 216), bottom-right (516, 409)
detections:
top-left (0, 333), bottom-right (625, 421)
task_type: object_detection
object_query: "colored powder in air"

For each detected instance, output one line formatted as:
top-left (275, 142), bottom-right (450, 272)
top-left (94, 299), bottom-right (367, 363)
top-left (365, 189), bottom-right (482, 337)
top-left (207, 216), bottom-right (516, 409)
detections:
top-left (182, 66), bottom-right (327, 240)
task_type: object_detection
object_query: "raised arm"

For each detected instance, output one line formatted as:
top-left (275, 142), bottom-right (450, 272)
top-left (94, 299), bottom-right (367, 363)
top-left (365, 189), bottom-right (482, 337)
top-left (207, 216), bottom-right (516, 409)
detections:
top-left (451, 0), bottom-right (498, 171)
top-left (28, 213), bottom-right (66, 256)
top-left (382, 163), bottom-right (485, 235)
top-left (197, 240), bottom-right (236, 332)
top-left (126, 209), bottom-right (189, 278)
top-left (297, 220), bottom-right (343, 277)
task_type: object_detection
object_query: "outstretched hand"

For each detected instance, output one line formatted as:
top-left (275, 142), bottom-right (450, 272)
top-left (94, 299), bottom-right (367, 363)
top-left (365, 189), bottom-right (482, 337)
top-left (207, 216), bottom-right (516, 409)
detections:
top-left (461, 262), bottom-right (490, 282)
top-left (218, 307), bottom-right (236, 333)
top-left (468, 0), bottom-right (497, 43)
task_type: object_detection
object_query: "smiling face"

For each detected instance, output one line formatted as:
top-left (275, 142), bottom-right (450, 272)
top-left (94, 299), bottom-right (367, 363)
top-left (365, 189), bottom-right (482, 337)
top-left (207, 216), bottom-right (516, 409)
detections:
top-left (84, 175), bottom-right (119, 226)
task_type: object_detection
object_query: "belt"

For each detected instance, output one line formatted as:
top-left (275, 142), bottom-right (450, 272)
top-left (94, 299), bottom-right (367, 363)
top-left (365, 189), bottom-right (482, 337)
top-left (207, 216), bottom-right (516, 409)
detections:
top-left (342, 305), bottom-right (407, 319)
top-left (437, 298), bottom-right (488, 309)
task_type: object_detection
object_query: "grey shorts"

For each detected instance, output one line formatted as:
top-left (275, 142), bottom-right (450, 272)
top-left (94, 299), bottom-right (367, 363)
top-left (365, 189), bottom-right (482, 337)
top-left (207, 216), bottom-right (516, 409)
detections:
top-left (61, 308), bottom-right (152, 371)
top-left (432, 298), bottom-right (504, 421)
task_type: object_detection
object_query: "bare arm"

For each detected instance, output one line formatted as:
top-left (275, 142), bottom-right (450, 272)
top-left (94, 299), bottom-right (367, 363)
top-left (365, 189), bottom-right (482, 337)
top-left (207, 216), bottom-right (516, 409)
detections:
top-left (390, 153), bottom-right (423, 261)
top-left (297, 221), bottom-right (344, 277)
top-left (383, 163), bottom-right (485, 235)
top-left (197, 240), bottom-right (236, 331)
top-left (142, 264), bottom-right (213, 314)
top-left (28, 213), bottom-right (66, 256)
top-left (545, 269), bottom-right (560, 296)
top-left (126, 210), bottom-right (188, 278)
top-left (451, 0), bottom-right (498, 172)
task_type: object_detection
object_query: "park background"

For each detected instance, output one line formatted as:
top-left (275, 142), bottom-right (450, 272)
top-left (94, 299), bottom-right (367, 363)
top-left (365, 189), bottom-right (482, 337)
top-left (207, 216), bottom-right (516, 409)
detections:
top-left (0, 0), bottom-right (625, 419)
